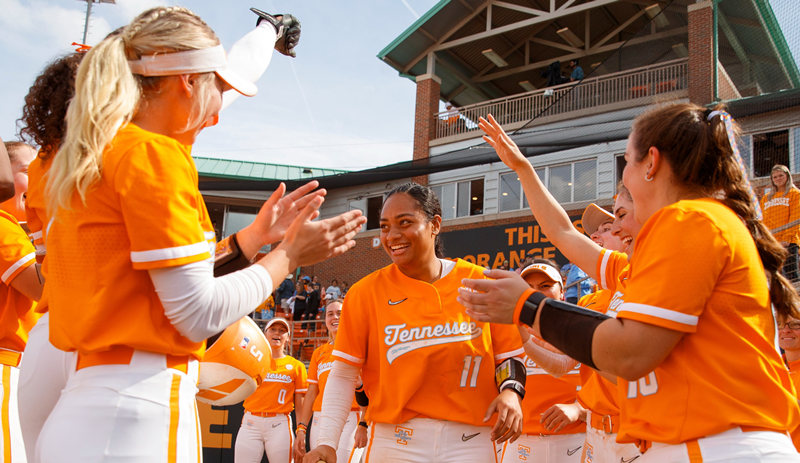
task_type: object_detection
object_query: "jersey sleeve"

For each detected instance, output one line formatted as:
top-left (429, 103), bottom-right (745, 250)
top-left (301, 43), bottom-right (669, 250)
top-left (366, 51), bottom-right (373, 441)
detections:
top-left (112, 139), bottom-right (211, 270)
top-left (617, 207), bottom-right (726, 333)
top-left (308, 347), bottom-right (321, 384)
top-left (596, 248), bottom-right (627, 291)
top-left (490, 323), bottom-right (525, 364)
top-left (0, 214), bottom-right (35, 285)
top-left (295, 360), bottom-right (309, 393)
top-left (332, 281), bottom-right (369, 367)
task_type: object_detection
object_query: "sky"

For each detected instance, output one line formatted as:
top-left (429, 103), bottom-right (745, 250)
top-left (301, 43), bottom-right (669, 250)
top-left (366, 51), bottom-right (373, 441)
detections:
top-left (0, 0), bottom-right (797, 171)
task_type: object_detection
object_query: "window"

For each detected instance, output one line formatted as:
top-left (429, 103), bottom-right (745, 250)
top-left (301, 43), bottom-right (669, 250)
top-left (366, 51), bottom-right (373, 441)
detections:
top-left (499, 160), bottom-right (596, 212)
top-left (223, 205), bottom-right (259, 237)
top-left (753, 130), bottom-right (789, 178)
top-left (366, 195), bottom-right (383, 230)
top-left (615, 153), bottom-right (626, 184)
top-left (432, 179), bottom-right (484, 219)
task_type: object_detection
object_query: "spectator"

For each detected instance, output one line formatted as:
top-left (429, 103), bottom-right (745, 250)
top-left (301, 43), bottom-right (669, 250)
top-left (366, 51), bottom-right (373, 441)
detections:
top-left (497, 259), bottom-right (510, 271)
top-left (560, 261), bottom-right (594, 304)
top-left (340, 281), bottom-right (350, 296)
top-left (569, 59), bottom-right (584, 81)
top-left (326, 279), bottom-right (342, 300)
top-left (542, 61), bottom-right (567, 87)
top-left (277, 274), bottom-right (295, 311)
top-left (293, 279), bottom-right (309, 323)
top-left (253, 295), bottom-right (275, 320)
top-left (760, 164), bottom-right (800, 281)
top-left (305, 282), bottom-right (321, 330)
top-left (445, 104), bottom-right (460, 125)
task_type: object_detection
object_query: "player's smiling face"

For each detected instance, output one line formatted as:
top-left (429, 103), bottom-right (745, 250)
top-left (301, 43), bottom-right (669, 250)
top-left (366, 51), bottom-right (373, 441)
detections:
top-left (612, 193), bottom-right (639, 256)
top-left (325, 301), bottom-right (342, 335)
top-left (266, 323), bottom-right (289, 349)
top-left (379, 192), bottom-right (441, 270)
top-left (779, 317), bottom-right (800, 352)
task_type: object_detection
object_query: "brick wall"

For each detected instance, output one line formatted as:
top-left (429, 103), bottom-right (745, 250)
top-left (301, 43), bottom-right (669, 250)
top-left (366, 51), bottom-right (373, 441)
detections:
top-left (688, 1), bottom-right (714, 105)
top-left (412, 75), bottom-right (441, 185)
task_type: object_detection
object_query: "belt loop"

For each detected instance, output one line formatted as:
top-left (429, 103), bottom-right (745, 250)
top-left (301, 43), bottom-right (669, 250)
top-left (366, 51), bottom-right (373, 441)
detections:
top-left (603, 415), bottom-right (613, 434)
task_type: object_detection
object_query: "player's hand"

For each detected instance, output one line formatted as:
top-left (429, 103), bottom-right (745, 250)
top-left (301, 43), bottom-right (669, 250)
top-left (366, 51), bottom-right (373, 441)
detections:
top-left (304, 444), bottom-right (336, 463)
top-left (293, 429), bottom-right (307, 461)
top-left (541, 402), bottom-right (585, 433)
top-left (278, 198), bottom-right (366, 269)
top-left (458, 269), bottom-right (530, 324)
top-left (479, 114), bottom-right (531, 172)
top-left (238, 181), bottom-right (325, 251)
top-left (484, 388), bottom-right (523, 443)
top-left (250, 9), bottom-right (301, 57)
top-left (354, 425), bottom-right (368, 448)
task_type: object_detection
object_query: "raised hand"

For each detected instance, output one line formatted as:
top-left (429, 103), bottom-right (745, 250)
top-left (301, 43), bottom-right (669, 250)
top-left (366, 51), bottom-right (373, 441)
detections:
top-left (479, 114), bottom-right (531, 172)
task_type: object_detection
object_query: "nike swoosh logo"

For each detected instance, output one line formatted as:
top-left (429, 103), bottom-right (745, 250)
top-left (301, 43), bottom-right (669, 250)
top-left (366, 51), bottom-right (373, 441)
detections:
top-left (388, 298), bottom-right (408, 306)
top-left (567, 446), bottom-right (581, 456)
top-left (461, 432), bottom-right (480, 442)
top-left (621, 456), bottom-right (640, 463)
top-left (272, 423), bottom-right (281, 428)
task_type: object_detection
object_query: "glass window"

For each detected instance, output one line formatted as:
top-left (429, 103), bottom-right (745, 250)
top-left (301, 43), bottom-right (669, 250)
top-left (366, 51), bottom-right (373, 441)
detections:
top-left (753, 130), bottom-right (789, 178)
top-left (366, 195), bottom-right (383, 230)
top-left (548, 164), bottom-right (572, 203)
top-left (440, 183), bottom-right (456, 219)
top-left (223, 206), bottom-right (258, 238)
top-left (573, 159), bottom-right (597, 202)
top-left (500, 172), bottom-right (522, 212)
top-left (469, 179), bottom-right (484, 215)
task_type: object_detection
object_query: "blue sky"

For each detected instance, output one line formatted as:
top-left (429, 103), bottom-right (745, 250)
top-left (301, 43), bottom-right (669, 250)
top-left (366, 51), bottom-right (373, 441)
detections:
top-left (0, 0), bottom-right (797, 170)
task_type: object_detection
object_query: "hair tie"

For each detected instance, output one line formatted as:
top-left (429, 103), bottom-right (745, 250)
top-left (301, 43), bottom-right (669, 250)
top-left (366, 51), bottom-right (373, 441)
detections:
top-left (707, 110), bottom-right (723, 121)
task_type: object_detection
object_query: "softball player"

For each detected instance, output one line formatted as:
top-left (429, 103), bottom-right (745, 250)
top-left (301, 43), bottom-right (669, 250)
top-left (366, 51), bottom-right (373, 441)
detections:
top-left (235, 317), bottom-right (307, 463)
top-left (0, 142), bottom-right (41, 462)
top-left (36, 7), bottom-right (364, 461)
top-left (459, 108), bottom-right (800, 461)
top-left (499, 261), bottom-right (584, 463)
top-left (305, 183), bottom-right (526, 463)
top-left (760, 164), bottom-right (800, 280)
top-left (294, 299), bottom-right (367, 463)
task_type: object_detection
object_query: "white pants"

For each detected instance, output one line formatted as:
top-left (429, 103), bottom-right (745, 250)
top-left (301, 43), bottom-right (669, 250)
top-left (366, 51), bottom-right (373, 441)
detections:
top-left (500, 432), bottom-right (584, 463)
top-left (18, 313), bottom-right (75, 463)
top-left (311, 410), bottom-right (360, 463)
top-left (234, 411), bottom-right (294, 463)
top-left (364, 418), bottom-right (497, 463)
top-left (582, 425), bottom-right (640, 463)
top-left (36, 350), bottom-right (200, 463)
top-left (1, 364), bottom-right (26, 462)
top-left (641, 427), bottom-right (800, 462)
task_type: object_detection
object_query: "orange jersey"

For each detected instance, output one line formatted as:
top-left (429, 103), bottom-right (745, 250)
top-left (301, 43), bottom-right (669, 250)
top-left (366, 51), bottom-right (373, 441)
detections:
top-left (787, 357), bottom-right (800, 400)
top-left (308, 342), bottom-right (359, 412)
top-left (761, 187), bottom-right (800, 244)
top-left (0, 210), bottom-right (39, 366)
top-left (520, 351), bottom-right (582, 435)
top-left (613, 198), bottom-right (800, 444)
top-left (333, 259), bottom-right (524, 426)
top-left (243, 355), bottom-right (308, 414)
top-left (46, 123), bottom-right (215, 359)
top-left (575, 289), bottom-right (620, 418)
top-left (25, 154), bottom-right (53, 314)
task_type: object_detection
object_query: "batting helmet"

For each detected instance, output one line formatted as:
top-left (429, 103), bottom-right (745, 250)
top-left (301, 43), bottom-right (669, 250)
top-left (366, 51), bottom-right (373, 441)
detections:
top-left (197, 316), bottom-right (272, 406)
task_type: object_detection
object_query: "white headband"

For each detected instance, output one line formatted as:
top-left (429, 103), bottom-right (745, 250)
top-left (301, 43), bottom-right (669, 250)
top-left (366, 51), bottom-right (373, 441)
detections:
top-left (127, 45), bottom-right (257, 97)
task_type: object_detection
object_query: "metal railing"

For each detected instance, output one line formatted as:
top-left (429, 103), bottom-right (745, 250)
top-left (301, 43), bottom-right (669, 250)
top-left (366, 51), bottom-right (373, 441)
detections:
top-left (435, 58), bottom-right (689, 140)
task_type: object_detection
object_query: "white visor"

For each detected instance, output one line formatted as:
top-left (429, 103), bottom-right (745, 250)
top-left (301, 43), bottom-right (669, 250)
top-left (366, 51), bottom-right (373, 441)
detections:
top-left (128, 45), bottom-right (257, 97)
top-left (520, 263), bottom-right (563, 286)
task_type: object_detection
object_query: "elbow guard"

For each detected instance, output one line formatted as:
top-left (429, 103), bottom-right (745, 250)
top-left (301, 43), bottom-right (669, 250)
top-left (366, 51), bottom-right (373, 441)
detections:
top-left (214, 233), bottom-right (252, 277)
top-left (354, 382), bottom-right (369, 407)
top-left (537, 297), bottom-right (610, 369)
top-left (495, 357), bottom-right (526, 399)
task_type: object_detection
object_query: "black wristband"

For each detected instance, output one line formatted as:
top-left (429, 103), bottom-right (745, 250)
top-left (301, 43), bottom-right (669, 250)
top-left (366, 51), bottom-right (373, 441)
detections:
top-left (519, 291), bottom-right (548, 327)
top-left (500, 380), bottom-right (525, 400)
top-left (538, 298), bottom-right (610, 369)
top-left (358, 421), bottom-right (368, 428)
top-left (213, 233), bottom-right (252, 277)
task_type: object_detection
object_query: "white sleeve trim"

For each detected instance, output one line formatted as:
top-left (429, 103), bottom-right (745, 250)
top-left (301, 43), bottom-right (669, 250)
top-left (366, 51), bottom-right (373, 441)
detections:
top-left (132, 241), bottom-right (210, 264)
top-left (308, 379), bottom-right (318, 384)
top-left (618, 302), bottom-right (698, 326)
top-left (331, 349), bottom-right (364, 365)
top-left (149, 260), bottom-right (273, 342)
top-left (494, 347), bottom-right (525, 361)
top-left (598, 251), bottom-right (612, 290)
top-left (316, 360), bottom-right (359, 450)
top-left (2, 252), bottom-right (35, 283)
top-left (31, 230), bottom-right (43, 240)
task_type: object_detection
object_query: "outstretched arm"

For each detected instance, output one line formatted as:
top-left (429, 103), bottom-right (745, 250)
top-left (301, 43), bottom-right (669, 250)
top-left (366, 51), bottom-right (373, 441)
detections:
top-left (480, 115), bottom-right (602, 279)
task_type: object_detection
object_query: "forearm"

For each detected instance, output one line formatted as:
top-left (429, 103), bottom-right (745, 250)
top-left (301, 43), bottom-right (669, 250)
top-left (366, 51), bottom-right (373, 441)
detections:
top-left (221, 23), bottom-right (278, 110)
top-left (296, 385), bottom-right (318, 426)
top-left (316, 361), bottom-right (359, 449)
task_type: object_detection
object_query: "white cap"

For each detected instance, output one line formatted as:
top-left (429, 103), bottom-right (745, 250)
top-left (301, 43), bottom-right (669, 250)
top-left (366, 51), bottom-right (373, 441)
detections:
top-left (520, 263), bottom-right (563, 286)
top-left (265, 317), bottom-right (290, 331)
top-left (127, 45), bottom-right (257, 97)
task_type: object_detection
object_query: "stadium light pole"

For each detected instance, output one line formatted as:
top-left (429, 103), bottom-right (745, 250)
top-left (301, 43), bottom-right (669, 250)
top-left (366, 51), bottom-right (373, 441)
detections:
top-left (79, 0), bottom-right (116, 44)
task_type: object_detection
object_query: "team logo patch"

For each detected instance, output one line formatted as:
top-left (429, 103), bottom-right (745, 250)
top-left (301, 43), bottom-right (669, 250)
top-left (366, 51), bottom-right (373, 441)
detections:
top-left (239, 336), bottom-right (250, 349)
top-left (394, 426), bottom-right (413, 445)
top-left (517, 444), bottom-right (530, 461)
top-left (383, 321), bottom-right (482, 364)
top-left (286, 364), bottom-right (293, 370)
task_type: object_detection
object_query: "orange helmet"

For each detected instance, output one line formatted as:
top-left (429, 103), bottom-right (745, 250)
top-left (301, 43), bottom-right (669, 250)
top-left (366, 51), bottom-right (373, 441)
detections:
top-left (197, 317), bottom-right (273, 406)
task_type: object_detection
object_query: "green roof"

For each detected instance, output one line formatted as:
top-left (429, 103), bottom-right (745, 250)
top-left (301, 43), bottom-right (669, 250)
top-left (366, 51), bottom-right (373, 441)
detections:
top-left (193, 156), bottom-right (348, 182)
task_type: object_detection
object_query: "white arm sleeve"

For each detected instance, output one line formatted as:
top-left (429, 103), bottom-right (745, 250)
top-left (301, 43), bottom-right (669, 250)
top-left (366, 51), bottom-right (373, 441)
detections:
top-left (523, 338), bottom-right (579, 377)
top-left (149, 260), bottom-right (273, 342)
top-left (315, 360), bottom-right (360, 449)
top-left (221, 23), bottom-right (278, 110)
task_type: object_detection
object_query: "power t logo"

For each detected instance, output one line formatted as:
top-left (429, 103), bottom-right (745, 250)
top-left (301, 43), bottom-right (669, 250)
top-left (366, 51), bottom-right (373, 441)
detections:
top-left (394, 426), bottom-right (413, 445)
top-left (517, 444), bottom-right (531, 461)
